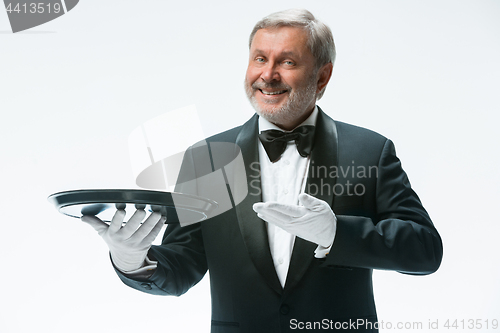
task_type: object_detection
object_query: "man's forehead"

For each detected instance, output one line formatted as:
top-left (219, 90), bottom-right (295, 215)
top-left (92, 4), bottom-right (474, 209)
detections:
top-left (252, 26), bottom-right (307, 40)
top-left (250, 26), bottom-right (309, 54)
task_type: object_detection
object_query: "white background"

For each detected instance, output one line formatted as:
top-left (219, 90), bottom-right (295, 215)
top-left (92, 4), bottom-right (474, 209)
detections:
top-left (1, 0), bottom-right (499, 332)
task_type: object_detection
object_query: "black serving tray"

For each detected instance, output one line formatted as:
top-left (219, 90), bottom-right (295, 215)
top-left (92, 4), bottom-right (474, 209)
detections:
top-left (48, 189), bottom-right (218, 224)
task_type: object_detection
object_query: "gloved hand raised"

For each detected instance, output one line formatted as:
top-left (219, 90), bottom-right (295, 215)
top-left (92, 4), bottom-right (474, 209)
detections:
top-left (253, 193), bottom-right (337, 248)
top-left (81, 209), bottom-right (165, 272)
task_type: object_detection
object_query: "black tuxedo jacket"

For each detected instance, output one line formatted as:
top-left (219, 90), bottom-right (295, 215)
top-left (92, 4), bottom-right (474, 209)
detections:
top-left (116, 108), bottom-right (443, 332)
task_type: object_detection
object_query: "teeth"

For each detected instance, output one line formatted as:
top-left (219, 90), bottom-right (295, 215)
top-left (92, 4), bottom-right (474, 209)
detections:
top-left (261, 90), bottom-right (286, 95)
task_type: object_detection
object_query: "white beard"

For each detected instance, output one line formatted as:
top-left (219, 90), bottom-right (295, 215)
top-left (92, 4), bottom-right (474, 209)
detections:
top-left (245, 71), bottom-right (318, 127)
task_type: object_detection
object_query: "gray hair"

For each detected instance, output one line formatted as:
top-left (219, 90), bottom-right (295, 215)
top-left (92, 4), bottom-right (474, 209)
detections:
top-left (248, 9), bottom-right (336, 99)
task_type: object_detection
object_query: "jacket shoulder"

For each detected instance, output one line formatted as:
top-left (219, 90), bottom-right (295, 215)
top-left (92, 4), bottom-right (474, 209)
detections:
top-left (334, 120), bottom-right (388, 142)
top-left (317, 107), bottom-right (388, 146)
top-left (332, 119), bottom-right (389, 153)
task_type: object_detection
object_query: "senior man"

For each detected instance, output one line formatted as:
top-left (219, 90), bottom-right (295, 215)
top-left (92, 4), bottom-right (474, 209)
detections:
top-left (83, 9), bottom-right (442, 333)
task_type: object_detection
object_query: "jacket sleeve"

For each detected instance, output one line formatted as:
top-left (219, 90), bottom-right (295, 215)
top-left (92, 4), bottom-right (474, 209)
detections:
top-left (324, 139), bottom-right (443, 274)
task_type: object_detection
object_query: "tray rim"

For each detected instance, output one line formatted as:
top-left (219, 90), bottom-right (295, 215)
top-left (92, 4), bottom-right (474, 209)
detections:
top-left (48, 189), bottom-right (218, 214)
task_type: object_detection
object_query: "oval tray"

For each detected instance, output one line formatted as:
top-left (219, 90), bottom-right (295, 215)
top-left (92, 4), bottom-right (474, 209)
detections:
top-left (48, 189), bottom-right (218, 224)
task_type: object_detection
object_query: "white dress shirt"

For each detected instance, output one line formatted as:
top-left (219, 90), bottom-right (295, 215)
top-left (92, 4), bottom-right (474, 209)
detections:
top-left (258, 106), bottom-right (318, 287)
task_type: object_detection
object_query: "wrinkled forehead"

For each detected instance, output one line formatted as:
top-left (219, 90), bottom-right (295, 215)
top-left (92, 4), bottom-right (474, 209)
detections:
top-left (250, 25), bottom-right (309, 46)
top-left (249, 26), bottom-right (311, 56)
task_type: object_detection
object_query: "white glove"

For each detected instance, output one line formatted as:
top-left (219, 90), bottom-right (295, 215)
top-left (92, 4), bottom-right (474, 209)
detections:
top-left (81, 209), bottom-right (165, 272)
top-left (253, 193), bottom-right (337, 248)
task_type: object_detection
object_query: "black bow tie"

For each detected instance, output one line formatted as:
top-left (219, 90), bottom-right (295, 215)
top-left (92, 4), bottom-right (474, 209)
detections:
top-left (258, 125), bottom-right (315, 162)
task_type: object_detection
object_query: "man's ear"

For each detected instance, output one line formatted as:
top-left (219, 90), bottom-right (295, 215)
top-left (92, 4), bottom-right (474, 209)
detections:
top-left (316, 62), bottom-right (333, 94)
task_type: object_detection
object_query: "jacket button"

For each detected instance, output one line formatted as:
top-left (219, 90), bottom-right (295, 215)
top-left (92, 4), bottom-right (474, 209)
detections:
top-left (280, 304), bottom-right (290, 315)
top-left (140, 283), bottom-right (152, 290)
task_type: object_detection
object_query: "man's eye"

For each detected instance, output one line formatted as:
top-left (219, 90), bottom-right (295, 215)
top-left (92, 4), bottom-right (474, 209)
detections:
top-left (284, 61), bottom-right (295, 66)
top-left (256, 58), bottom-right (265, 62)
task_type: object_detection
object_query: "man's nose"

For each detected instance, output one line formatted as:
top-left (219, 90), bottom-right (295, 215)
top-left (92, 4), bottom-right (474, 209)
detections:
top-left (260, 63), bottom-right (280, 82)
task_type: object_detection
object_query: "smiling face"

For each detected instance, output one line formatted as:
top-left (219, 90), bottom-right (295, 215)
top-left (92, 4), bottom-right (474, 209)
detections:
top-left (245, 26), bottom-right (332, 130)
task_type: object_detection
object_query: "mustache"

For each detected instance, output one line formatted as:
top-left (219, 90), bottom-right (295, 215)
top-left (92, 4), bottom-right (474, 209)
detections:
top-left (251, 82), bottom-right (291, 91)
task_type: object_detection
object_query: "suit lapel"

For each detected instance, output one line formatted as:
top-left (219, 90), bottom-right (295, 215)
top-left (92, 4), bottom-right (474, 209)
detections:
top-left (234, 114), bottom-right (283, 295)
top-left (284, 108), bottom-right (339, 292)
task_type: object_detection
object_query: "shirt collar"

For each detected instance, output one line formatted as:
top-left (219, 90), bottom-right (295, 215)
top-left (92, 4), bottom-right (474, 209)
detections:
top-left (258, 106), bottom-right (318, 133)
